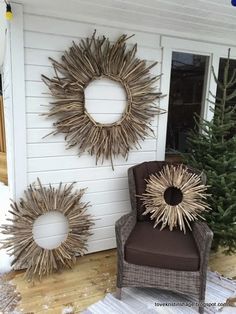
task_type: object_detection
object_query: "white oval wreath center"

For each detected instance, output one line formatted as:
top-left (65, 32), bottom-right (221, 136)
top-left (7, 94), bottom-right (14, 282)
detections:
top-left (32, 211), bottom-right (69, 250)
top-left (84, 78), bottom-right (127, 124)
top-left (82, 74), bottom-right (132, 127)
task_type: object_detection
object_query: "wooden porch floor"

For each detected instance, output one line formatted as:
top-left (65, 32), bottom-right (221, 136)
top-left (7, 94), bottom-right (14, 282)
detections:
top-left (9, 248), bottom-right (236, 313)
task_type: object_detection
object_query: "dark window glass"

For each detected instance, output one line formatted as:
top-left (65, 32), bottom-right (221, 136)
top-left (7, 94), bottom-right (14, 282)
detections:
top-left (216, 58), bottom-right (236, 137)
top-left (166, 52), bottom-right (209, 153)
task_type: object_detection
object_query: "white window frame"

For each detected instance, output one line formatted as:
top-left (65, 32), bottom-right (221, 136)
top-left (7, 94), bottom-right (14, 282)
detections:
top-left (157, 36), bottom-right (236, 159)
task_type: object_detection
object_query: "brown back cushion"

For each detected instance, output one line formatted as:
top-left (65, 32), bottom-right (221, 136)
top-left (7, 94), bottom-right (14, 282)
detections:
top-left (133, 161), bottom-right (167, 221)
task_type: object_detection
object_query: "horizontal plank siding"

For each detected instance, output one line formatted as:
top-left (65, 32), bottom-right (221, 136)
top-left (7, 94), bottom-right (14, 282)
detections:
top-left (25, 47), bottom-right (161, 67)
top-left (26, 113), bottom-right (158, 129)
top-left (27, 139), bottom-right (156, 157)
top-left (41, 178), bottom-right (129, 194)
top-left (23, 13), bottom-right (161, 254)
top-left (27, 152), bottom-right (156, 172)
top-left (27, 127), bottom-right (158, 143)
top-left (28, 164), bottom-right (148, 184)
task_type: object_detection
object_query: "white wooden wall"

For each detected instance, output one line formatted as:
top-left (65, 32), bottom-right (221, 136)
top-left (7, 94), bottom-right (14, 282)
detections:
top-left (23, 11), bottom-right (162, 253)
top-left (4, 3), bottom-right (235, 255)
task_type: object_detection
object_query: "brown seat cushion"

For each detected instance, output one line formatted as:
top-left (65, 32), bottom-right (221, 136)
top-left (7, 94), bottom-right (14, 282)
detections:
top-left (125, 221), bottom-right (200, 271)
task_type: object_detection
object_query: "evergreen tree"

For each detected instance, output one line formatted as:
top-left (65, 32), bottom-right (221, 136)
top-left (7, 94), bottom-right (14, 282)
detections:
top-left (184, 50), bottom-right (236, 254)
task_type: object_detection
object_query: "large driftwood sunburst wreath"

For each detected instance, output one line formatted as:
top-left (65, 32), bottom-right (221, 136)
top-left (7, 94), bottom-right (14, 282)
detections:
top-left (141, 164), bottom-right (210, 233)
top-left (42, 32), bottom-right (163, 168)
top-left (0, 179), bottom-right (93, 281)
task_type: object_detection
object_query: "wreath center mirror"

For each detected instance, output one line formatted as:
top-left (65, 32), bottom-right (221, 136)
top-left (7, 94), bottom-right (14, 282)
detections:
top-left (84, 78), bottom-right (127, 124)
top-left (32, 211), bottom-right (69, 250)
top-left (164, 186), bottom-right (183, 206)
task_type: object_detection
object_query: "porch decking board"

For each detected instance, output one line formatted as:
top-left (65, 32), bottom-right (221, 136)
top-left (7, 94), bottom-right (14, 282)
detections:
top-left (8, 248), bottom-right (236, 313)
top-left (11, 249), bottom-right (116, 313)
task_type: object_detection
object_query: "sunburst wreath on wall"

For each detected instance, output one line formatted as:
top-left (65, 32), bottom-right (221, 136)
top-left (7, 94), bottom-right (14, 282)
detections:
top-left (141, 164), bottom-right (210, 233)
top-left (0, 179), bottom-right (93, 281)
top-left (42, 31), bottom-right (164, 169)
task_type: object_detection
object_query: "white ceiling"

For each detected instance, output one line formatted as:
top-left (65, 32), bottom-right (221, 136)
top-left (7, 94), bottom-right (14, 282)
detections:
top-left (18, 0), bottom-right (236, 44)
top-left (1, 0), bottom-right (236, 66)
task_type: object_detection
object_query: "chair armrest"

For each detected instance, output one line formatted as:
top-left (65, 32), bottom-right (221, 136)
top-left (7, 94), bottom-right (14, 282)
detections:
top-left (115, 211), bottom-right (136, 258)
top-left (192, 221), bottom-right (213, 273)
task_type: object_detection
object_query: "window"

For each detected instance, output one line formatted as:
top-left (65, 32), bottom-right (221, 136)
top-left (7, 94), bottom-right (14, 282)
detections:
top-left (166, 52), bottom-right (209, 153)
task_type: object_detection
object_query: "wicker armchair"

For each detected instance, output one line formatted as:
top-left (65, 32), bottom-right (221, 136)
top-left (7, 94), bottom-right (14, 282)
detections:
top-left (115, 161), bottom-right (213, 314)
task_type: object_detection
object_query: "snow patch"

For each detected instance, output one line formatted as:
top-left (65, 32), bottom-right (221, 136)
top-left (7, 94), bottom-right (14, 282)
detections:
top-left (42, 304), bottom-right (49, 310)
top-left (62, 306), bottom-right (74, 314)
top-left (0, 248), bottom-right (13, 274)
top-left (0, 183), bottom-right (12, 274)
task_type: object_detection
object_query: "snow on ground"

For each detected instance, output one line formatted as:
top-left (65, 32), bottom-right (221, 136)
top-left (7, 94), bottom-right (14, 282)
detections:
top-left (0, 182), bottom-right (13, 274)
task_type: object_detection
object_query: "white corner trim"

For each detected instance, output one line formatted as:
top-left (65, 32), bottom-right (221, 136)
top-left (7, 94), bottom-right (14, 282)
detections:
top-left (9, 3), bottom-right (27, 200)
top-left (156, 47), bottom-right (172, 160)
top-left (204, 54), bottom-right (220, 123)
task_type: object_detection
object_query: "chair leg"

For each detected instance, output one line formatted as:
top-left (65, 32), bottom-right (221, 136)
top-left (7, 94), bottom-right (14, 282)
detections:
top-left (199, 291), bottom-right (205, 313)
top-left (115, 287), bottom-right (121, 300)
top-left (199, 272), bottom-right (207, 313)
top-left (199, 304), bottom-right (204, 314)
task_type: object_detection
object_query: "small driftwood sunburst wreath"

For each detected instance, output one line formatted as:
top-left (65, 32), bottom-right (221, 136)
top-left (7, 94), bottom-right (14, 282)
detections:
top-left (0, 179), bottom-right (93, 281)
top-left (141, 164), bottom-right (210, 233)
top-left (42, 32), bottom-right (163, 169)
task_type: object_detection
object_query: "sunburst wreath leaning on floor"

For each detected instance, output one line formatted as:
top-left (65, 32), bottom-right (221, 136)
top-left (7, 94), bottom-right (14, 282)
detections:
top-left (0, 179), bottom-right (93, 281)
top-left (141, 164), bottom-right (210, 233)
top-left (42, 31), bottom-right (164, 169)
